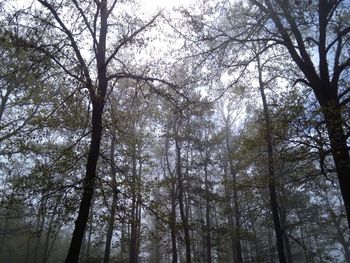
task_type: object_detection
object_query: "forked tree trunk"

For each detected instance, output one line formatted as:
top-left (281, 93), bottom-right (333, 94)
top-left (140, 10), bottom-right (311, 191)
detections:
top-left (250, 0), bottom-right (350, 229)
top-left (65, 1), bottom-right (108, 261)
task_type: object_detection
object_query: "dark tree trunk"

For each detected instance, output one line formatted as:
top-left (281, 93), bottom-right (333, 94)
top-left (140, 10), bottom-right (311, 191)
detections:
top-left (65, 1), bottom-right (108, 261)
top-left (104, 134), bottom-right (118, 263)
top-left (85, 199), bottom-right (94, 262)
top-left (224, 118), bottom-right (242, 262)
top-left (129, 143), bottom-right (141, 263)
top-left (170, 185), bottom-right (178, 263)
top-left (320, 96), bottom-right (350, 228)
top-left (250, 0), bottom-right (350, 229)
top-left (164, 130), bottom-right (178, 263)
top-left (279, 185), bottom-right (293, 263)
top-left (227, 155), bottom-right (243, 263)
top-left (33, 198), bottom-right (47, 263)
top-left (42, 201), bottom-right (60, 263)
top-left (65, 102), bottom-right (104, 263)
top-left (257, 54), bottom-right (287, 263)
top-left (204, 159), bottom-right (212, 263)
top-left (232, 169), bottom-right (242, 263)
top-left (222, 161), bottom-right (236, 262)
top-left (175, 136), bottom-right (192, 263)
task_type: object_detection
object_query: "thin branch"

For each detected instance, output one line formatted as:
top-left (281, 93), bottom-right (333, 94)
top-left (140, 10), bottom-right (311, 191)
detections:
top-left (71, 0), bottom-right (98, 49)
top-left (38, 0), bottom-right (93, 91)
top-left (105, 12), bottom-right (161, 67)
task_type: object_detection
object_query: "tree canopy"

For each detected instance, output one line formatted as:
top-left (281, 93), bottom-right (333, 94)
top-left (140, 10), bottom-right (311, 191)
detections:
top-left (0, 0), bottom-right (349, 262)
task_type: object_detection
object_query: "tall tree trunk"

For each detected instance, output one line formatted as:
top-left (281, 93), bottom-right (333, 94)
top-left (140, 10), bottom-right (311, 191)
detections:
top-left (65, 1), bottom-right (108, 261)
top-left (129, 142), bottom-right (141, 263)
top-left (250, 0), bottom-right (350, 229)
top-left (168, 169), bottom-right (178, 263)
top-left (318, 94), bottom-right (350, 228)
top-left (136, 148), bottom-right (143, 259)
top-left (228, 156), bottom-right (242, 263)
top-left (316, 0), bottom-right (350, 227)
top-left (129, 167), bottom-right (138, 263)
top-left (33, 198), bottom-right (47, 263)
top-left (257, 54), bottom-right (286, 263)
top-left (170, 190), bottom-right (178, 263)
top-left (41, 201), bottom-right (60, 263)
top-left (164, 132), bottom-right (178, 263)
top-left (224, 120), bottom-right (243, 263)
top-left (104, 134), bottom-right (118, 263)
top-left (65, 98), bottom-right (104, 263)
top-left (120, 220), bottom-right (126, 262)
top-left (204, 159), bottom-right (212, 263)
top-left (175, 136), bottom-right (191, 263)
top-left (279, 186), bottom-right (293, 263)
top-left (223, 161), bottom-right (236, 262)
top-left (85, 194), bottom-right (95, 262)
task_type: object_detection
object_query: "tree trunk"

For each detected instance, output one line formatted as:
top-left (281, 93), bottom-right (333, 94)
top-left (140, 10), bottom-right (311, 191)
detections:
top-left (224, 119), bottom-right (242, 262)
top-left (65, 1), bottom-right (108, 261)
top-left (65, 100), bottom-right (104, 263)
top-left (120, 220), bottom-right (126, 262)
top-left (104, 134), bottom-right (118, 263)
top-left (204, 159), bottom-right (212, 263)
top-left (33, 198), bottom-right (47, 263)
top-left (42, 201), bottom-right (60, 263)
top-left (164, 131), bottom-right (178, 263)
top-left (175, 136), bottom-right (191, 263)
top-left (279, 187), bottom-right (293, 263)
top-left (85, 198), bottom-right (94, 262)
top-left (227, 154), bottom-right (243, 263)
top-left (129, 143), bottom-right (141, 263)
top-left (257, 54), bottom-right (286, 263)
top-left (170, 184), bottom-right (178, 263)
top-left (250, 0), bottom-right (350, 229)
top-left (319, 95), bottom-right (350, 228)
top-left (222, 161), bottom-right (236, 262)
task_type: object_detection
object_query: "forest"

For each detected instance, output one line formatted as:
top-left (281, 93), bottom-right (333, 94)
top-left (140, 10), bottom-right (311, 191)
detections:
top-left (0, 0), bottom-right (349, 262)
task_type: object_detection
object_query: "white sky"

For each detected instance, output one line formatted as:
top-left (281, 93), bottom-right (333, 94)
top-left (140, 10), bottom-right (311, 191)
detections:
top-left (142, 0), bottom-right (194, 13)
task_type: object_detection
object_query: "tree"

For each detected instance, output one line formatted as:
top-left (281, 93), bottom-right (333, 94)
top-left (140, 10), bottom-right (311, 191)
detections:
top-left (178, 0), bottom-right (350, 229)
top-left (17, 1), bottom-right (162, 261)
top-left (247, 0), bottom-right (350, 228)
